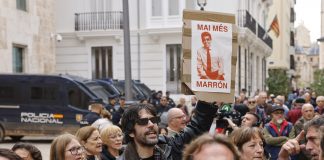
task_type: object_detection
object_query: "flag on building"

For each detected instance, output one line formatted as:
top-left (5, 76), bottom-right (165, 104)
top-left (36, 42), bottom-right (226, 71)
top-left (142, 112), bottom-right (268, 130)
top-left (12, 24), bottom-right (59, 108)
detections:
top-left (268, 15), bottom-right (279, 37)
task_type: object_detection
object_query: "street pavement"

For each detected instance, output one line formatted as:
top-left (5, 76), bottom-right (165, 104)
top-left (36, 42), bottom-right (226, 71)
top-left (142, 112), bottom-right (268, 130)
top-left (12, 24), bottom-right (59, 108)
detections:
top-left (0, 136), bottom-right (54, 160)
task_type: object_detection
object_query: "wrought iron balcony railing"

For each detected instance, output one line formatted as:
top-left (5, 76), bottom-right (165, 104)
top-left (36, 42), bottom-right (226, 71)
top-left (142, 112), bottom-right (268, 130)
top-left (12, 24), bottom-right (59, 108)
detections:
top-left (75, 11), bottom-right (123, 31)
top-left (238, 10), bottom-right (256, 34)
top-left (258, 23), bottom-right (272, 49)
top-left (238, 10), bottom-right (272, 49)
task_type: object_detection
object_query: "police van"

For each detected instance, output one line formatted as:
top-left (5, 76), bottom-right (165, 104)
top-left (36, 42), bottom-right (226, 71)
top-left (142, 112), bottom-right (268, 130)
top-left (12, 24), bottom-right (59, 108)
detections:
top-left (0, 74), bottom-right (106, 142)
top-left (112, 80), bottom-right (152, 101)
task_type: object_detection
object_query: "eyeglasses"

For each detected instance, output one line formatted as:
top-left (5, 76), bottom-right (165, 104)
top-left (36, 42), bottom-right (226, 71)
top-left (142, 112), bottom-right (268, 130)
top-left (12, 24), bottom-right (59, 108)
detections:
top-left (108, 133), bottom-right (124, 139)
top-left (273, 111), bottom-right (284, 115)
top-left (173, 115), bottom-right (186, 120)
top-left (136, 116), bottom-right (160, 125)
top-left (66, 146), bottom-right (84, 155)
top-left (248, 101), bottom-right (256, 104)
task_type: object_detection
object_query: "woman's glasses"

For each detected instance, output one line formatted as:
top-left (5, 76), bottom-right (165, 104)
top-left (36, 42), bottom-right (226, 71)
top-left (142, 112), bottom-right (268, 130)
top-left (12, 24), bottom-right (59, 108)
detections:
top-left (66, 146), bottom-right (85, 155)
top-left (136, 116), bottom-right (160, 125)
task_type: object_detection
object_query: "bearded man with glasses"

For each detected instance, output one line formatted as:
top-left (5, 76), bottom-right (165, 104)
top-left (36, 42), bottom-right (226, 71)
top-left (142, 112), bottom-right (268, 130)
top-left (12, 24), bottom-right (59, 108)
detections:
top-left (118, 101), bottom-right (218, 160)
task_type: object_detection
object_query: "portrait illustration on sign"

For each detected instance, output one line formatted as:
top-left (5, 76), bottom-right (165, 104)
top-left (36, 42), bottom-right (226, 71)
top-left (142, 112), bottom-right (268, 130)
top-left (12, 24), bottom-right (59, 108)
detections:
top-left (197, 31), bottom-right (225, 80)
top-left (191, 21), bottom-right (232, 93)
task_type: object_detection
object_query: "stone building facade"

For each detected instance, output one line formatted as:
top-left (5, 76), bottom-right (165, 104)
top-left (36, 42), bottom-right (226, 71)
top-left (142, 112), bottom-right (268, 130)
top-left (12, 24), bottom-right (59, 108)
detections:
top-left (0, 0), bottom-right (56, 73)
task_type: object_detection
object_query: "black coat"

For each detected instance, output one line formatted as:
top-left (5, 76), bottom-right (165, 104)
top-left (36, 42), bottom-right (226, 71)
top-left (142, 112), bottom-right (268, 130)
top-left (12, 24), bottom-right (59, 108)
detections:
top-left (112, 107), bottom-right (124, 126)
top-left (101, 145), bottom-right (122, 160)
top-left (84, 112), bottom-right (101, 125)
top-left (117, 100), bottom-right (218, 160)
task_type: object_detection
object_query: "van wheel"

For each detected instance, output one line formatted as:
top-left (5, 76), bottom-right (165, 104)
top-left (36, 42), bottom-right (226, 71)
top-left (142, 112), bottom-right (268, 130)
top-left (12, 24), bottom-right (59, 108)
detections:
top-left (0, 127), bottom-right (4, 142)
top-left (10, 136), bottom-right (23, 141)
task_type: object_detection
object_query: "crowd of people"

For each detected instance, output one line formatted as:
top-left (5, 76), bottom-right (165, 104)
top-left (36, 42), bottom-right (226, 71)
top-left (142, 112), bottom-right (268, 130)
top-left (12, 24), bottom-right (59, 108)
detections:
top-left (1, 89), bottom-right (324, 160)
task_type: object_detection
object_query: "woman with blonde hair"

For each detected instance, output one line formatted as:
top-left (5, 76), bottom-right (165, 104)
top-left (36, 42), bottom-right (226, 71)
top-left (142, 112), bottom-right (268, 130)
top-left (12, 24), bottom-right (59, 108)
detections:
top-left (75, 126), bottom-right (103, 160)
top-left (230, 127), bottom-right (267, 160)
top-left (50, 133), bottom-right (84, 160)
top-left (100, 125), bottom-right (124, 160)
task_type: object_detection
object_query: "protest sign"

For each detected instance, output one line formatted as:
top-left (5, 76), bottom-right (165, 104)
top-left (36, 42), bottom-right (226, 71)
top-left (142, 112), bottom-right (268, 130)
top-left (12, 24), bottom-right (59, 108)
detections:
top-left (182, 9), bottom-right (237, 103)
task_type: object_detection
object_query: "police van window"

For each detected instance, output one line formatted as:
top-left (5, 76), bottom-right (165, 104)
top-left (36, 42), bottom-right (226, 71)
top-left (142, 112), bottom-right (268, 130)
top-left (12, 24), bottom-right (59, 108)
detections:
top-left (30, 87), bottom-right (57, 101)
top-left (68, 89), bottom-right (89, 110)
top-left (0, 86), bottom-right (16, 103)
top-left (0, 86), bottom-right (14, 99)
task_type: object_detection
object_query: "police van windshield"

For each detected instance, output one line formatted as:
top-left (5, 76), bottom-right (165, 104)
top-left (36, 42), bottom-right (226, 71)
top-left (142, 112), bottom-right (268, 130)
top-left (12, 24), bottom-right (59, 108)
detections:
top-left (105, 84), bottom-right (120, 96)
top-left (136, 83), bottom-right (152, 99)
top-left (85, 84), bottom-right (109, 104)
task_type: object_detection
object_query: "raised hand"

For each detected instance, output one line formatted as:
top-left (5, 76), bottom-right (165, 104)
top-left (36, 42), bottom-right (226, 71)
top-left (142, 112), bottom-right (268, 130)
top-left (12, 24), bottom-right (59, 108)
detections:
top-left (278, 130), bottom-right (305, 160)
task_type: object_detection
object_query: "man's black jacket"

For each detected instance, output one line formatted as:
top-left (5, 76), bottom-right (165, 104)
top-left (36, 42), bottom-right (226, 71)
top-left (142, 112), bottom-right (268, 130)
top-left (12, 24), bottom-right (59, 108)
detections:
top-left (118, 100), bottom-right (218, 160)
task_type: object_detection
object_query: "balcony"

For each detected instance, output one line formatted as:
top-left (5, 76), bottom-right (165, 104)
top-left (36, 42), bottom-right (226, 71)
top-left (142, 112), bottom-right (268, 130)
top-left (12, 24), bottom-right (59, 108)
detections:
top-left (75, 11), bottom-right (123, 31)
top-left (263, 34), bottom-right (273, 49)
top-left (238, 10), bottom-right (256, 34)
top-left (258, 23), bottom-right (273, 49)
top-left (238, 10), bottom-right (272, 49)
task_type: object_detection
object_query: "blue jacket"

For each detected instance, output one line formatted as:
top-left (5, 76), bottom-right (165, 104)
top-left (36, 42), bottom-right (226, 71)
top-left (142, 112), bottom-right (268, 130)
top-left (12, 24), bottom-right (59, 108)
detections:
top-left (264, 121), bottom-right (293, 160)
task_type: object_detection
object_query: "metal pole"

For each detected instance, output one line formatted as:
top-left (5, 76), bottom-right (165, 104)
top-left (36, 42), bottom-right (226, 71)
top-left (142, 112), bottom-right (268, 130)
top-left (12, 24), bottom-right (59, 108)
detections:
top-left (137, 0), bottom-right (141, 80)
top-left (123, 0), bottom-right (132, 100)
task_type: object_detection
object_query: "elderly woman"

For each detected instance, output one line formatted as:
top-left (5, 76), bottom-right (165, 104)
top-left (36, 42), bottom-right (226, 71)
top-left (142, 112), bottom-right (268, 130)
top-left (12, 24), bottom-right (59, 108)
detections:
top-left (76, 126), bottom-right (103, 160)
top-left (230, 127), bottom-right (267, 160)
top-left (100, 125), bottom-right (124, 160)
top-left (50, 133), bottom-right (84, 160)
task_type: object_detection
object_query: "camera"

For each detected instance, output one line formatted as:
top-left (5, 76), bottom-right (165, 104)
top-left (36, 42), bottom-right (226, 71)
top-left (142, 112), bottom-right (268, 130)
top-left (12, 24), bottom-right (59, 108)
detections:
top-left (215, 104), bottom-right (242, 129)
top-left (51, 33), bottom-right (63, 42)
top-left (56, 34), bottom-right (62, 42)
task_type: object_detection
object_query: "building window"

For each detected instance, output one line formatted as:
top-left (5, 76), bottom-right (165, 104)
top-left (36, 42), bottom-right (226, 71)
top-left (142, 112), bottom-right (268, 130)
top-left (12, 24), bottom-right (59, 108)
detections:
top-left (310, 57), bottom-right (313, 62)
top-left (238, 46), bottom-right (241, 92)
top-left (262, 58), bottom-right (267, 91)
top-left (168, 0), bottom-right (179, 15)
top-left (91, 46), bottom-right (113, 79)
top-left (166, 44), bottom-right (182, 93)
top-left (290, 8), bottom-right (295, 23)
top-left (249, 53), bottom-right (253, 95)
top-left (290, 31), bottom-right (295, 46)
top-left (12, 45), bottom-right (25, 73)
top-left (244, 49), bottom-right (247, 90)
top-left (152, 0), bottom-right (162, 16)
top-left (297, 57), bottom-right (300, 61)
top-left (16, 0), bottom-right (27, 11)
top-left (256, 56), bottom-right (259, 90)
top-left (290, 55), bottom-right (295, 70)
